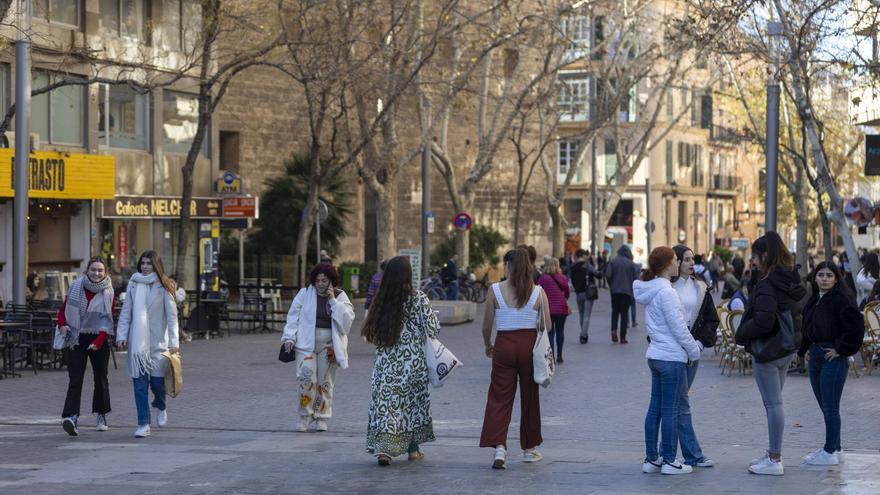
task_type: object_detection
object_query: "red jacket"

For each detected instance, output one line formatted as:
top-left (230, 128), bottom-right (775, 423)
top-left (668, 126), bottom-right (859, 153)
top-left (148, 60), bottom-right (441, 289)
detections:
top-left (538, 273), bottom-right (570, 316)
top-left (57, 290), bottom-right (115, 349)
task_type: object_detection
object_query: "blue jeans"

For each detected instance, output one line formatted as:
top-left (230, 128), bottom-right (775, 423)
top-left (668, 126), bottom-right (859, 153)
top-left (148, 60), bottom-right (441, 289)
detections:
top-left (678, 360), bottom-right (706, 464)
top-left (133, 374), bottom-right (166, 426)
top-left (445, 280), bottom-right (459, 300)
top-left (808, 345), bottom-right (849, 453)
top-left (645, 359), bottom-right (686, 462)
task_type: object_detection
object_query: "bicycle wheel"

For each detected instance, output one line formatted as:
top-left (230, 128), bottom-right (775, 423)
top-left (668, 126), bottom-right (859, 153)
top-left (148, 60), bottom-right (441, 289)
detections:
top-left (474, 286), bottom-right (487, 304)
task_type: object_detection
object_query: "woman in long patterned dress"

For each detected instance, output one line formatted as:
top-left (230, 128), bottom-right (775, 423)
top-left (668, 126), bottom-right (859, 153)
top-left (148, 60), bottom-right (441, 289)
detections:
top-left (363, 255), bottom-right (440, 466)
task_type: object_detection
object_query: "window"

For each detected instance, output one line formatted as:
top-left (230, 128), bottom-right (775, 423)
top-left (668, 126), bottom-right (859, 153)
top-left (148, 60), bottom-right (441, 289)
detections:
top-left (503, 48), bottom-right (519, 78)
top-left (678, 201), bottom-right (687, 235)
top-left (100, 0), bottom-right (145, 40)
top-left (709, 152), bottom-right (716, 182)
top-left (690, 90), bottom-right (698, 127)
top-left (220, 131), bottom-right (241, 172)
top-left (163, 91), bottom-right (208, 155)
top-left (665, 141), bottom-right (674, 182)
top-left (700, 94), bottom-right (713, 129)
top-left (558, 73), bottom-right (590, 121)
top-left (35, 0), bottom-right (80, 27)
top-left (718, 203), bottom-right (725, 231)
top-left (604, 139), bottom-right (617, 184)
top-left (0, 65), bottom-right (8, 114)
top-left (561, 16), bottom-right (590, 60)
top-left (592, 16), bottom-right (605, 60)
top-left (32, 72), bottom-right (85, 145)
top-left (99, 84), bottom-right (150, 150)
top-left (620, 86), bottom-right (637, 122)
top-left (162, 0), bottom-right (202, 52)
top-left (666, 89), bottom-right (673, 119)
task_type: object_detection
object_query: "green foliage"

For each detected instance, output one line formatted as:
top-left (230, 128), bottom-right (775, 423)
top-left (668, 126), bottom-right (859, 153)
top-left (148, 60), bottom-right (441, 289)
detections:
top-left (246, 153), bottom-right (352, 259)
top-left (430, 225), bottom-right (507, 269)
top-left (713, 245), bottom-right (733, 264)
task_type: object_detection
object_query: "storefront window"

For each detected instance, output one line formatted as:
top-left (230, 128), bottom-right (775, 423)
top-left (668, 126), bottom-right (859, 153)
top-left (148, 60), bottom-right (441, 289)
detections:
top-left (100, 0), bottom-right (145, 40)
top-left (35, 0), bottom-right (80, 27)
top-left (162, 0), bottom-right (201, 52)
top-left (163, 90), bottom-right (208, 155)
top-left (99, 83), bottom-right (150, 150)
top-left (32, 71), bottom-right (85, 146)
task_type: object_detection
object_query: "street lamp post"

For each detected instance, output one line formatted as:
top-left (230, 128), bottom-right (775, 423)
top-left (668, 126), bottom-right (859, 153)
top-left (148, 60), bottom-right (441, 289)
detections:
top-left (765, 20), bottom-right (783, 233)
top-left (13, 0), bottom-right (32, 305)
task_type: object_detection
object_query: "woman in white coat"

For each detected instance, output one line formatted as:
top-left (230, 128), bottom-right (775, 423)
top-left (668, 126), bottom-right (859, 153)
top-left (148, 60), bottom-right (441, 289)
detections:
top-left (282, 263), bottom-right (355, 432)
top-left (116, 251), bottom-right (179, 438)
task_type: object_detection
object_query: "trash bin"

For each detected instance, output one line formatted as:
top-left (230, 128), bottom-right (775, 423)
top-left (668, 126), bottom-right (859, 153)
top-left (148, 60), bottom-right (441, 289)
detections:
top-left (342, 266), bottom-right (360, 294)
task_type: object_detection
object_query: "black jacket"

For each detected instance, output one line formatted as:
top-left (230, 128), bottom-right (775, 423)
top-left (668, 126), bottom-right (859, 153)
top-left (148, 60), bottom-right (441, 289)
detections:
top-left (736, 266), bottom-right (806, 355)
top-left (799, 286), bottom-right (865, 357)
top-left (569, 260), bottom-right (601, 293)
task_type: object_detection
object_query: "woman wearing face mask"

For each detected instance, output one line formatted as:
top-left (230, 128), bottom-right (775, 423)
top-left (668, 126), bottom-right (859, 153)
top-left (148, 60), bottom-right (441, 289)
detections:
top-left (57, 256), bottom-right (116, 436)
top-left (670, 245), bottom-right (714, 469)
top-left (798, 262), bottom-right (864, 466)
top-left (116, 251), bottom-right (180, 438)
top-left (282, 263), bottom-right (355, 433)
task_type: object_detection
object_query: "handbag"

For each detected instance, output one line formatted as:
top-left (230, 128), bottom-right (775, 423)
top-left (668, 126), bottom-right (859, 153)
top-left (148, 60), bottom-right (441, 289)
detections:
top-left (532, 299), bottom-right (555, 388)
top-left (53, 326), bottom-right (69, 350)
top-left (423, 327), bottom-right (462, 388)
top-left (691, 289), bottom-right (719, 347)
top-left (751, 309), bottom-right (800, 363)
top-left (278, 342), bottom-right (296, 363)
top-left (585, 279), bottom-right (599, 301)
top-left (161, 350), bottom-right (183, 398)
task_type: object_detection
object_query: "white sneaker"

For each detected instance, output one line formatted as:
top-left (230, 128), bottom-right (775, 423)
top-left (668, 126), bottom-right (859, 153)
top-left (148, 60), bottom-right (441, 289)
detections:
top-left (95, 414), bottom-right (109, 432)
top-left (492, 446), bottom-right (507, 469)
top-left (750, 451), bottom-right (769, 466)
top-left (134, 424), bottom-right (151, 438)
top-left (642, 457), bottom-right (663, 473)
top-left (805, 450), bottom-right (839, 466)
top-left (296, 417), bottom-right (310, 432)
top-left (62, 416), bottom-right (78, 437)
top-left (314, 419), bottom-right (328, 432)
top-left (803, 448), bottom-right (824, 463)
top-left (522, 448), bottom-right (543, 463)
top-left (661, 460), bottom-right (693, 475)
top-left (749, 456), bottom-right (784, 475)
top-left (157, 409), bottom-right (168, 427)
top-left (694, 457), bottom-right (715, 468)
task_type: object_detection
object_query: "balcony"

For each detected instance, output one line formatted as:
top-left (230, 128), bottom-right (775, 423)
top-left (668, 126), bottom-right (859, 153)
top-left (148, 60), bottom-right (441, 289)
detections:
top-left (709, 125), bottom-right (746, 143)
top-left (710, 174), bottom-right (742, 194)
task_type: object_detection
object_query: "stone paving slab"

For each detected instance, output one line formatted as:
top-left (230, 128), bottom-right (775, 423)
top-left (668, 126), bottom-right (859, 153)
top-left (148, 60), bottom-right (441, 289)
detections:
top-left (1, 289), bottom-right (879, 494)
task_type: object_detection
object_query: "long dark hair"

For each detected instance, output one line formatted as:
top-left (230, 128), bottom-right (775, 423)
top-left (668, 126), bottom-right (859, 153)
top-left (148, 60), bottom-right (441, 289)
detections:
top-left (504, 248), bottom-right (535, 307)
top-left (136, 250), bottom-right (176, 295)
top-left (361, 256), bottom-right (413, 347)
top-left (809, 260), bottom-right (852, 300)
top-left (671, 244), bottom-right (693, 283)
top-left (751, 231), bottom-right (794, 276)
top-left (862, 252), bottom-right (880, 280)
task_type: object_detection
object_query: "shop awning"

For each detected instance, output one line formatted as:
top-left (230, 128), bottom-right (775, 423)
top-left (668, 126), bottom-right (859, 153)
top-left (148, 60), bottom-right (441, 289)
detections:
top-left (0, 149), bottom-right (115, 199)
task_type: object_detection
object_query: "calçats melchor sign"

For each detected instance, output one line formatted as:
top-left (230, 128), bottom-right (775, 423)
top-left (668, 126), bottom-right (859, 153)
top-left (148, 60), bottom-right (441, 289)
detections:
top-left (102, 196), bottom-right (222, 219)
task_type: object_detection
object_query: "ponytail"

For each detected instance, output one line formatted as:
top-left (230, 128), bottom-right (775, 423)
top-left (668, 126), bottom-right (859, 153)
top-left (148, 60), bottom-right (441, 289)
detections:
top-left (641, 246), bottom-right (676, 282)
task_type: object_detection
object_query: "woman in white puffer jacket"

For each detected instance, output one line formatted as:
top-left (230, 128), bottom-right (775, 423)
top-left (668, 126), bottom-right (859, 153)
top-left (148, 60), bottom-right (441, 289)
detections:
top-left (633, 246), bottom-right (702, 476)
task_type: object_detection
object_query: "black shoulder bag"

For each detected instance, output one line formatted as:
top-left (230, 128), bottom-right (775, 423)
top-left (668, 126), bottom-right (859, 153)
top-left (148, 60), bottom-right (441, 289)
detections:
top-left (691, 289), bottom-right (720, 347)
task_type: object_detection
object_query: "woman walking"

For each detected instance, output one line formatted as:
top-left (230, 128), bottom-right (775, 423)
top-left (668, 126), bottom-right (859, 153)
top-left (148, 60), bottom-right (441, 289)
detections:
top-left (480, 248), bottom-right (551, 469)
top-left (735, 232), bottom-right (806, 475)
top-left (670, 245), bottom-right (714, 468)
top-left (282, 263), bottom-right (355, 433)
top-left (634, 247), bottom-right (702, 475)
top-left (363, 256), bottom-right (440, 466)
top-left (855, 252), bottom-right (879, 307)
top-left (537, 258), bottom-right (570, 363)
top-left (58, 256), bottom-right (115, 436)
top-left (569, 249), bottom-right (602, 344)
top-left (116, 251), bottom-right (180, 438)
top-left (799, 261), bottom-right (864, 465)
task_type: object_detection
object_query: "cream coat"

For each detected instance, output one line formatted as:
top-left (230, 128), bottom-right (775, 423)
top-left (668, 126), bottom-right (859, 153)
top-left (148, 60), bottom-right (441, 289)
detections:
top-left (116, 279), bottom-right (180, 377)
top-left (281, 286), bottom-right (355, 369)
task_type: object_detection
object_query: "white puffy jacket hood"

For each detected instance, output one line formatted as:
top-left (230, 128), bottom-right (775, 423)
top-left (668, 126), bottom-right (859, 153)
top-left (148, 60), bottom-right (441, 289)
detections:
top-left (633, 277), bottom-right (702, 363)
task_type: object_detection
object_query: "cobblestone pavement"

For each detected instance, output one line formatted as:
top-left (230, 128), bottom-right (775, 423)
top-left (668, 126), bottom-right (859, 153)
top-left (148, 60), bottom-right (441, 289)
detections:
top-left (1, 289), bottom-right (879, 494)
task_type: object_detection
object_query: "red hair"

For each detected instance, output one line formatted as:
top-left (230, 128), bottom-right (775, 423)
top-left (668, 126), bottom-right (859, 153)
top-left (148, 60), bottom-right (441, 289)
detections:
top-left (640, 246), bottom-right (676, 281)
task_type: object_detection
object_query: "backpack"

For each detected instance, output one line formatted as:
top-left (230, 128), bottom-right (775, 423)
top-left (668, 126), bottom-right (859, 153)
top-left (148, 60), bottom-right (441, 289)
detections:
top-left (691, 288), bottom-right (719, 347)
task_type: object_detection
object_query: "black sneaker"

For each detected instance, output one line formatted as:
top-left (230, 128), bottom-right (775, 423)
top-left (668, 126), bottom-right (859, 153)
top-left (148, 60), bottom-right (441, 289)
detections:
top-left (62, 417), bottom-right (78, 437)
top-left (579, 335), bottom-right (588, 344)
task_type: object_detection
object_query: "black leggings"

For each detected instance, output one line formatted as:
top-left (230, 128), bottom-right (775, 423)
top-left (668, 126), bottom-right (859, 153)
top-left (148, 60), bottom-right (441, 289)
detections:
top-left (611, 293), bottom-right (631, 339)
top-left (62, 334), bottom-right (111, 418)
top-left (548, 314), bottom-right (568, 358)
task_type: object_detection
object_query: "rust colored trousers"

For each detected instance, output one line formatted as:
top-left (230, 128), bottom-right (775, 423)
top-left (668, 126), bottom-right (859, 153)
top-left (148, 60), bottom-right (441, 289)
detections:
top-left (479, 329), bottom-right (543, 450)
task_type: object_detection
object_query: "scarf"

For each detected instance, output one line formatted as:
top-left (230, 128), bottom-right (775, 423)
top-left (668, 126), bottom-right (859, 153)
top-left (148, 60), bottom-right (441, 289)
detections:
top-left (127, 272), bottom-right (158, 378)
top-left (63, 276), bottom-right (114, 349)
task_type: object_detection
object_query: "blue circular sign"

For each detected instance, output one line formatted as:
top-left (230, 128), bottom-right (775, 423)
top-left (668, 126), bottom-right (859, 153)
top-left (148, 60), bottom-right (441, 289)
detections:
top-left (453, 212), bottom-right (472, 231)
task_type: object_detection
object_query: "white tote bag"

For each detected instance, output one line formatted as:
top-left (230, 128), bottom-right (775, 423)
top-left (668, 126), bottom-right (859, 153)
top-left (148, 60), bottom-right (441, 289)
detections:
top-left (53, 326), bottom-right (68, 350)
top-left (532, 308), bottom-right (555, 388)
top-left (423, 328), bottom-right (462, 388)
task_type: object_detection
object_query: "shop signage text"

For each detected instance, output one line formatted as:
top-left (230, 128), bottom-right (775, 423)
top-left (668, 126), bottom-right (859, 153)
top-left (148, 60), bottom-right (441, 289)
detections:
top-left (0, 149), bottom-right (115, 199)
top-left (215, 171), bottom-right (243, 194)
top-left (101, 196), bottom-right (222, 219)
top-left (222, 196), bottom-right (258, 218)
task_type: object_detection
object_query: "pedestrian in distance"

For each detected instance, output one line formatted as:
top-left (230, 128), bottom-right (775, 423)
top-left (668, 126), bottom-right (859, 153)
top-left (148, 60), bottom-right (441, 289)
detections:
top-left (693, 255), bottom-right (713, 287)
top-left (634, 246), bottom-right (702, 475)
top-left (441, 254), bottom-right (460, 300)
top-left (116, 251), bottom-right (180, 438)
top-left (537, 258), bottom-right (571, 363)
top-left (282, 263), bottom-right (355, 433)
top-left (57, 256), bottom-right (116, 436)
top-left (799, 261), bottom-right (865, 466)
top-left (364, 260), bottom-right (386, 316)
top-left (605, 245), bottom-right (639, 344)
top-left (569, 249), bottom-right (602, 344)
top-left (855, 252), bottom-right (878, 309)
top-left (598, 250), bottom-right (609, 288)
top-left (480, 248), bottom-right (551, 469)
top-left (362, 256), bottom-right (440, 466)
top-left (631, 260), bottom-right (641, 328)
top-left (735, 232), bottom-right (806, 475)
top-left (669, 245), bottom-right (715, 469)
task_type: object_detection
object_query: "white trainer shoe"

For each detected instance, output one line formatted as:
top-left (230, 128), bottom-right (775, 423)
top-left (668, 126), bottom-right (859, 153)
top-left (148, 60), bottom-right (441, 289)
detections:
top-left (694, 457), bottom-right (715, 468)
top-left (492, 446), bottom-right (507, 469)
top-left (157, 409), bottom-right (168, 427)
top-left (803, 448), bottom-right (824, 463)
top-left (314, 419), bottom-right (328, 432)
top-left (642, 457), bottom-right (663, 473)
top-left (296, 417), bottom-right (310, 432)
top-left (805, 450), bottom-right (839, 466)
top-left (522, 448), bottom-right (543, 463)
top-left (750, 451), bottom-right (769, 466)
top-left (749, 456), bottom-right (784, 475)
top-left (661, 460), bottom-right (693, 475)
top-left (134, 424), bottom-right (151, 438)
top-left (95, 414), bottom-right (109, 432)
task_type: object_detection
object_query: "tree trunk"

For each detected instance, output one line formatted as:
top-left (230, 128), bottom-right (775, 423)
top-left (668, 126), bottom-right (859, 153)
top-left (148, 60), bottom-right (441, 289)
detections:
top-left (374, 182), bottom-right (397, 262)
top-left (455, 194), bottom-right (474, 268)
top-left (295, 177), bottom-right (320, 281)
top-left (513, 164), bottom-right (525, 247)
top-left (548, 202), bottom-right (565, 257)
top-left (794, 166), bottom-right (809, 276)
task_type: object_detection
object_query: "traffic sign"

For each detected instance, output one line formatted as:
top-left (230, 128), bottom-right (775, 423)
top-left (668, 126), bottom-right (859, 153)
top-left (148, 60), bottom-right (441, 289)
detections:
top-left (453, 212), bottom-right (472, 231)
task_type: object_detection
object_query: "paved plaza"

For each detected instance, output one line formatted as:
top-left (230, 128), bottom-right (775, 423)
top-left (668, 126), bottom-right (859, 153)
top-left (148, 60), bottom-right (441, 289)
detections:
top-left (1, 290), bottom-right (879, 494)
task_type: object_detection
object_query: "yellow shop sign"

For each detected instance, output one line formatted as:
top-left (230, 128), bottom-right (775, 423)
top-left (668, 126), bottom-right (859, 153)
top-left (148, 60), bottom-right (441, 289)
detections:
top-left (0, 149), bottom-right (115, 199)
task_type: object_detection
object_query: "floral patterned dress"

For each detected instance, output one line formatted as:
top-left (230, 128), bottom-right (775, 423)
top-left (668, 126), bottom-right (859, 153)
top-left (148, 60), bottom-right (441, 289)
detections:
top-left (366, 291), bottom-right (440, 457)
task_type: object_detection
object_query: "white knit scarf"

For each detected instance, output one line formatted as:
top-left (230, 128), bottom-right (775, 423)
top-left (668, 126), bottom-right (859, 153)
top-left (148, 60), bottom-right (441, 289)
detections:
top-left (127, 272), bottom-right (158, 378)
top-left (63, 276), bottom-right (114, 349)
